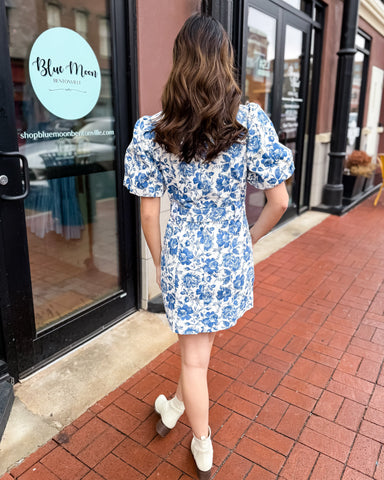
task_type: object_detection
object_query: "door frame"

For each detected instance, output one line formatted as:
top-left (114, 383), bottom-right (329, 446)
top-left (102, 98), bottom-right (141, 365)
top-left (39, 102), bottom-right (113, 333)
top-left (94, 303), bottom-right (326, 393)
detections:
top-left (0, 0), bottom-right (140, 380)
top-left (239, 0), bottom-right (319, 220)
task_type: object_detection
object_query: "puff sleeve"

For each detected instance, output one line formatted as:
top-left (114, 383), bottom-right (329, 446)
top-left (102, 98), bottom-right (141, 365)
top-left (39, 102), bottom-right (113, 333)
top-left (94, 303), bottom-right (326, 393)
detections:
top-left (246, 103), bottom-right (294, 189)
top-left (123, 116), bottom-right (166, 197)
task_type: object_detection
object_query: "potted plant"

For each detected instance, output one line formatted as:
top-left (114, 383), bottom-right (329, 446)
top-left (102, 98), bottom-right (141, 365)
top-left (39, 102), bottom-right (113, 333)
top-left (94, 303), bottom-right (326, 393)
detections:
top-left (343, 150), bottom-right (377, 198)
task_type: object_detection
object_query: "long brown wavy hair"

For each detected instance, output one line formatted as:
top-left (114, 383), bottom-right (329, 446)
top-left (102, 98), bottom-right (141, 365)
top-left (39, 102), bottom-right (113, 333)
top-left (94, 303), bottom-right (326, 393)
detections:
top-left (154, 14), bottom-right (247, 163)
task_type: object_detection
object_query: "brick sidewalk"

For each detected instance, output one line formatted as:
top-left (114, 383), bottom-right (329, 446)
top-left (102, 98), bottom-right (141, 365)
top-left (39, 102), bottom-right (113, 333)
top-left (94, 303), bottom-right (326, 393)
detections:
top-left (2, 195), bottom-right (384, 480)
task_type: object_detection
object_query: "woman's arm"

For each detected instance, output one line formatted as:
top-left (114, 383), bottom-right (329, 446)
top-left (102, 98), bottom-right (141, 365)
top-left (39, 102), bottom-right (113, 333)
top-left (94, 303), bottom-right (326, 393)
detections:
top-left (250, 182), bottom-right (289, 244)
top-left (140, 197), bottom-right (162, 287)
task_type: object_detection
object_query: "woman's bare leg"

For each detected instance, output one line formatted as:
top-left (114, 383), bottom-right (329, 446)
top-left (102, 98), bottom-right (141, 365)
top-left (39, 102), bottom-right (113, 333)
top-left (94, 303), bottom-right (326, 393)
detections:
top-left (177, 332), bottom-right (215, 438)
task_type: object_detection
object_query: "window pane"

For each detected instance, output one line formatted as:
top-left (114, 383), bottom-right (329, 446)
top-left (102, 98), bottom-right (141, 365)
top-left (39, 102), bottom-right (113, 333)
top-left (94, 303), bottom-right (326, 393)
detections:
top-left (8, 2), bottom-right (119, 331)
top-left (301, 29), bottom-right (314, 208)
top-left (351, 51), bottom-right (364, 114)
top-left (283, 0), bottom-right (309, 12)
top-left (75, 11), bottom-right (88, 39)
top-left (99, 18), bottom-right (110, 58)
top-left (245, 7), bottom-right (278, 225)
top-left (280, 25), bottom-right (304, 209)
top-left (284, 0), bottom-right (301, 8)
top-left (347, 51), bottom-right (364, 152)
top-left (47, 5), bottom-right (61, 28)
top-left (245, 7), bottom-right (276, 116)
top-left (315, 5), bottom-right (323, 22)
top-left (355, 33), bottom-right (366, 50)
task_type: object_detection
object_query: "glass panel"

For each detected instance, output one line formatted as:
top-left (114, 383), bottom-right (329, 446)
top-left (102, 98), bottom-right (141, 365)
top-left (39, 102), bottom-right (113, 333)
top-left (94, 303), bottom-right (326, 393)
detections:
top-left (245, 7), bottom-right (276, 115)
top-left (284, 0), bottom-right (300, 8)
top-left (75, 11), bottom-right (88, 40)
top-left (245, 7), bottom-right (277, 225)
top-left (347, 51), bottom-right (364, 154)
top-left (280, 25), bottom-right (305, 209)
top-left (7, 0), bottom-right (120, 331)
top-left (283, 0), bottom-right (309, 12)
top-left (300, 29), bottom-right (314, 208)
top-left (355, 33), bottom-right (366, 50)
top-left (99, 18), bottom-right (111, 58)
top-left (47, 4), bottom-right (61, 28)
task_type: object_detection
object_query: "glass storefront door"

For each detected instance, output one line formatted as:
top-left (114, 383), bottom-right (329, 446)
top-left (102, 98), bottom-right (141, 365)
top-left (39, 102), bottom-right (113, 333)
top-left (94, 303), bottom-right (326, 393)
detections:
top-left (0, 0), bottom-right (138, 378)
top-left (11, 1), bottom-right (120, 331)
top-left (243, 0), bottom-right (312, 223)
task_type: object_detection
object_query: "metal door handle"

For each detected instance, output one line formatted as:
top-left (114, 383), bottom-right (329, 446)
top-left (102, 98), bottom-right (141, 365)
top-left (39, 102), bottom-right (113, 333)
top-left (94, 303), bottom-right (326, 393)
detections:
top-left (0, 151), bottom-right (30, 200)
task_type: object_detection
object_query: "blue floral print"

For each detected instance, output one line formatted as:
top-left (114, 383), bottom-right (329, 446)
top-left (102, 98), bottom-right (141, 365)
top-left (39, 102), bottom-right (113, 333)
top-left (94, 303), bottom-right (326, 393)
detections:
top-left (124, 103), bottom-right (294, 334)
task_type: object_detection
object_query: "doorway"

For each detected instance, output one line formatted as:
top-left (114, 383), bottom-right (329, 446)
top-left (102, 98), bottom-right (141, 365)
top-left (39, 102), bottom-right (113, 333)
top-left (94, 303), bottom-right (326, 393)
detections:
top-left (0, 0), bottom-right (139, 379)
top-left (241, 0), bottom-right (322, 223)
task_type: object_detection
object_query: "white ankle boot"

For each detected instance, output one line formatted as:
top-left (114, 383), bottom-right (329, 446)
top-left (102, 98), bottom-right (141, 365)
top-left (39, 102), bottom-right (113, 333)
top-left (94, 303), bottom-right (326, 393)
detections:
top-left (191, 427), bottom-right (213, 480)
top-left (154, 394), bottom-right (185, 436)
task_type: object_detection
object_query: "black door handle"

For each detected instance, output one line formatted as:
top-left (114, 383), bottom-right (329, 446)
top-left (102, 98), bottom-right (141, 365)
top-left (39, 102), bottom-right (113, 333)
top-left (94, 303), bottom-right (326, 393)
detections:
top-left (0, 151), bottom-right (30, 200)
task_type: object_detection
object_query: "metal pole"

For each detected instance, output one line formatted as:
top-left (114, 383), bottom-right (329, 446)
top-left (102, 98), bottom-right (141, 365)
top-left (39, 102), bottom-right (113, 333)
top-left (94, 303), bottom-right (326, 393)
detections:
top-left (322, 0), bottom-right (360, 210)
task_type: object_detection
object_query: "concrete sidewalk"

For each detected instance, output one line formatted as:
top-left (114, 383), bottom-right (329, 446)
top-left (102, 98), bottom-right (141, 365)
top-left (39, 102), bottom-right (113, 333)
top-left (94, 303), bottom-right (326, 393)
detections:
top-left (2, 195), bottom-right (384, 479)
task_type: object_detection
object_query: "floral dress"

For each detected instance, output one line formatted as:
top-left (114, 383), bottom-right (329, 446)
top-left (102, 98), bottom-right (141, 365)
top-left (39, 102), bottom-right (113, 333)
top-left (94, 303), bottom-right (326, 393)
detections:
top-left (124, 103), bottom-right (294, 335)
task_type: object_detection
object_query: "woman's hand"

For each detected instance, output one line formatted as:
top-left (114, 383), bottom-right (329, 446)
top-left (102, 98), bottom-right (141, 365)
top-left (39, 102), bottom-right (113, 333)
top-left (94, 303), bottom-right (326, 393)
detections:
top-left (156, 265), bottom-right (161, 289)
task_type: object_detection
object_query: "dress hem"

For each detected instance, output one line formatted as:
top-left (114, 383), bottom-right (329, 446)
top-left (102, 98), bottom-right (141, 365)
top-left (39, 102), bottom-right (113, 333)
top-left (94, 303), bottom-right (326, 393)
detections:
top-left (167, 301), bottom-right (254, 335)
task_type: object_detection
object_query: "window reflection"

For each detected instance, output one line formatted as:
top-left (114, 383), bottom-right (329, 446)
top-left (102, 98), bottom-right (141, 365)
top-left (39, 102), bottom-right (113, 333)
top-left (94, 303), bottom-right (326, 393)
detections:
top-left (350, 52), bottom-right (364, 114)
top-left (355, 33), bottom-right (366, 50)
top-left (280, 25), bottom-right (304, 208)
top-left (245, 7), bottom-right (277, 225)
top-left (75, 11), bottom-right (88, 39)
top-left (99, 18), bottom-right (111, 58)
top-left (281, 26), bottom-right (303, 157)
top-left (283, 0), bottom-right (309, 12)
top-left (245, 7), bottom-right (276, 116)
top-left (347, 51), bottom-right (364, 154)
top-left (284, 0), bottom-right (301, 8)
top-left (300, 29), bottom-right (314, 208)
top-left (47, 4), bottom-right (61, 28)
top-left (7, 0), bottom-right (120, 331)
top-left (347, 32), bottom-right (370, 152)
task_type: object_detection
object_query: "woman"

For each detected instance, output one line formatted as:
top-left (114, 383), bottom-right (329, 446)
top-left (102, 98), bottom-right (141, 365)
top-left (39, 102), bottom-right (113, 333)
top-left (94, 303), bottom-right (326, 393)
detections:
top-left (124, 14), bottom-right (294, 480)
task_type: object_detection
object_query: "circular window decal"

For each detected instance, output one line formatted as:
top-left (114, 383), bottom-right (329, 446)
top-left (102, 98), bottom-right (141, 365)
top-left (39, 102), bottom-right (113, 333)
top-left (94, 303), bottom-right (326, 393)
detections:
top-left (29, 27), bottom-right (101, 120)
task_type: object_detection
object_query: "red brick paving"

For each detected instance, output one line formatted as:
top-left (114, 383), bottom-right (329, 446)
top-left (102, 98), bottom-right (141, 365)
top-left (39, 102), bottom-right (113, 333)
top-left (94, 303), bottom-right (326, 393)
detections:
top-left (3, 195), bottom-right (384, 479)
